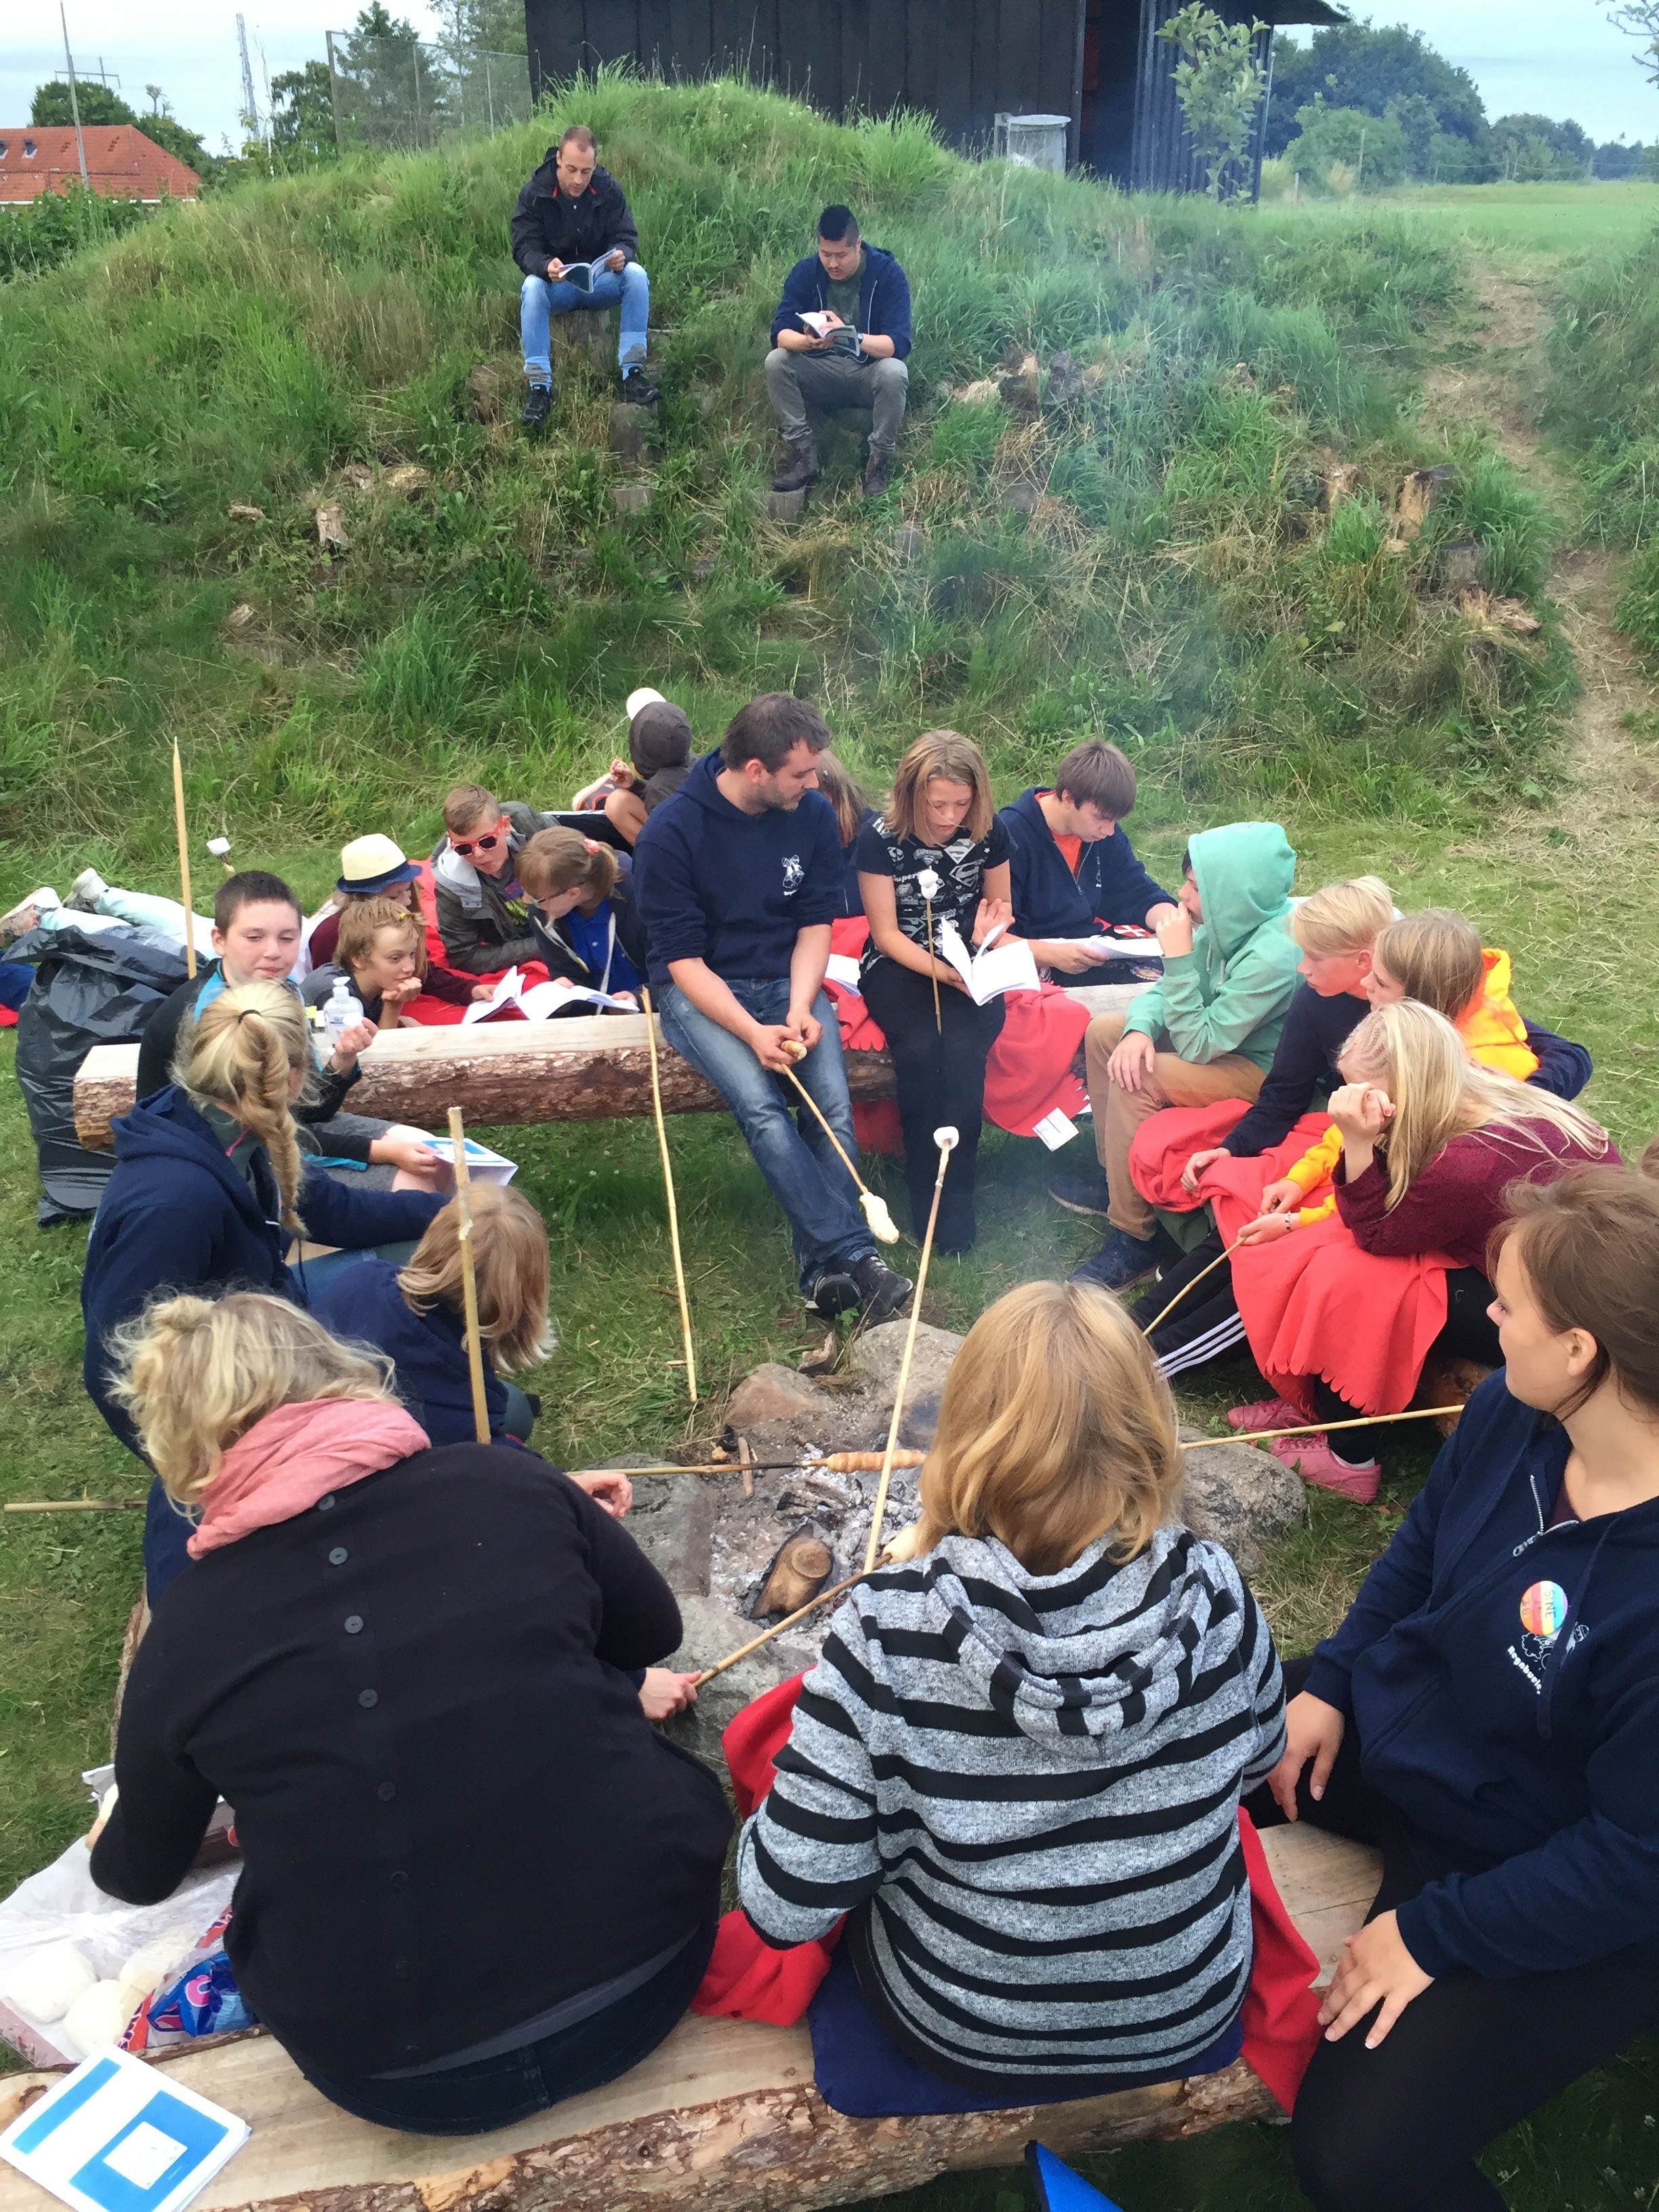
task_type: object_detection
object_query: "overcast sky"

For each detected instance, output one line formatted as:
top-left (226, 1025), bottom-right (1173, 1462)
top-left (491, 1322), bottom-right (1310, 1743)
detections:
top-left (1, 0), bottom-right (1656, 152)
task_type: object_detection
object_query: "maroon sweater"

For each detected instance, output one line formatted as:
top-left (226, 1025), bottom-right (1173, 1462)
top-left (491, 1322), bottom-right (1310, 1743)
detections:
top-left (1334, 1121), bottom-right (1618, 1273)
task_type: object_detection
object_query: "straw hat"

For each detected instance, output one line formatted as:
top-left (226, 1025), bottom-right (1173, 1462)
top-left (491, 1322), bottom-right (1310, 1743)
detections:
top-left (337, 834), bottom-right (419, 895)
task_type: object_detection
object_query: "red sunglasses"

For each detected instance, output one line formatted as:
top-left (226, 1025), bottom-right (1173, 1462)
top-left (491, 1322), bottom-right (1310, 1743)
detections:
top-left (451, 826), bottom-right (506, 858)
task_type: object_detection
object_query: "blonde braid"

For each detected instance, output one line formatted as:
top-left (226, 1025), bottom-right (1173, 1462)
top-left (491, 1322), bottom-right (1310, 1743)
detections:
top-left (180, 982), bottom-right (312, 1235)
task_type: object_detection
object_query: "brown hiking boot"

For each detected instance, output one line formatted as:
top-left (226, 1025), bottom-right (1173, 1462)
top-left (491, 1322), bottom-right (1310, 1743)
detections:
top-left (863, 448), bottom-right (895, 497)
top-left (771, 439), bottom-right (819, 493)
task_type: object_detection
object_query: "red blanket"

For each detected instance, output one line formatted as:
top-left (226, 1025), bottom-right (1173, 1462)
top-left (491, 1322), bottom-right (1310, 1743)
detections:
top-left (692, 1673), bottom-right (1324, 2110)
top-left (1130, 1103), bottom-right (1454, 1418)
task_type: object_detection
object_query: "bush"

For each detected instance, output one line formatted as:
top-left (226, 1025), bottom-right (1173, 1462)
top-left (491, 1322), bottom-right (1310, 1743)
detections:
top-left (1283, 103), bottom-right (1410, 194)
top-left (0, 186), bottom-right (152, 283)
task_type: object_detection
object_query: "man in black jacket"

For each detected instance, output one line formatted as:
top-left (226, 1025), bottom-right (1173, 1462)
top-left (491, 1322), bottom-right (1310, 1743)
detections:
top-left (510, 123), bottom-right (657, 427)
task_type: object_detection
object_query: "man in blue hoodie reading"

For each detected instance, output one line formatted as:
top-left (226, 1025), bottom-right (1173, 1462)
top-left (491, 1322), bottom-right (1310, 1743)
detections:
top-left (998, 739), bottom-right (1177, 983)
top-left (632, 693), bottom-right (913, 1324)
top-left (766, 205), bottom-right (912, 499)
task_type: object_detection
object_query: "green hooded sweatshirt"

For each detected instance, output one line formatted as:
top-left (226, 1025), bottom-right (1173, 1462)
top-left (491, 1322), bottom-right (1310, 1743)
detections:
top-left (1122, 821), bottom-right (1300, 1070)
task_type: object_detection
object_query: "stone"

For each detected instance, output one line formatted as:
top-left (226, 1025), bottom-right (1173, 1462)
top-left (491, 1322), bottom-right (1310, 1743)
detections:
top-left (314, 500), bottom-right (350, 553)
top-left (1394, 463), bottom-right (1456, 540)
top-left (999, 344), bottom-right (1041, 413)
top-left (1437, 539), bottom-right (1483, 590)
top-left (1177, 1426), bottom-right (1305, 1575)
top-left (765, 487), bottom-right (807, 523)
top-left (609, 402), bottom-right (655, 459)
top-left (658, 1592), bottom-right (825, 1765)
top-left (1046, 350), bottom-right (1084, 410)
top-left (224, 602), bottom-right (258, 632)
top-left (894, 523), bottom-right (926, 564)
top-left (227, 502), bottom-right (264, 522)
top-left (690, 556), bottom-right (718, 583)
top-left (725, 1363), bottom-right (830, 1431)
top-left (1322, 462), bottom-right (1361, 512)
top-left (1004, 480), bottom-right (1042, 516)
top-left (338, 463), bottom-right (374, 493)
top-left (610, 483), bottom-right (651, 515)
top-left (468, 361), bottom-right (504, 421)
top-left (384, 463), bottom-right (431, 495)
top-left (843, 1319), bottom-right (965, 1452)
top-left (621, 1470), bottom-right (716, 1597)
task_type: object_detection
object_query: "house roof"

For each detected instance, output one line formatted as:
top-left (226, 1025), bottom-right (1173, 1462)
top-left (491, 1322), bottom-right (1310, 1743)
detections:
top-left (1261, 0), bottom-right (1349, 20)
top-left (0, 124), bottom-right (199, 205)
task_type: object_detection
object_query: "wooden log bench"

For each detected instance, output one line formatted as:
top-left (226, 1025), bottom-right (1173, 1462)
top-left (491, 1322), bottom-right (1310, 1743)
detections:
top-left (0, 1826), bottom-right (1378, 2212)
top-left (70, 985), bottom-right (1141, 1149)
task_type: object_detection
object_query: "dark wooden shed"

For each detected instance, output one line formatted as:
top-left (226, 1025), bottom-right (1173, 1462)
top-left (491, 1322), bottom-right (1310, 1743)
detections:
top-left (525, 0), bottom-right (1346, 192)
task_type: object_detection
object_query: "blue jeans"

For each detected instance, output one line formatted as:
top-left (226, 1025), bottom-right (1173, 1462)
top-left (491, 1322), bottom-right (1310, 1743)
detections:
top-left (520, 263), bottom-right (649, 378)
top-left (657, 980), bottom-right (873, 1292)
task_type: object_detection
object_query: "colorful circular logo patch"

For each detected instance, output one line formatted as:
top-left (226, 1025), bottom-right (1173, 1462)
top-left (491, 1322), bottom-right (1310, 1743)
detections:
top-left (1519, 1580), bottom-right (1569, 1637)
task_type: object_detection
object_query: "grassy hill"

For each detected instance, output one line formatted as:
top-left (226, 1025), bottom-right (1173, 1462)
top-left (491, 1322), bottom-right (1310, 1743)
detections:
top-left (4, 73), bottom-right (1659, 2208)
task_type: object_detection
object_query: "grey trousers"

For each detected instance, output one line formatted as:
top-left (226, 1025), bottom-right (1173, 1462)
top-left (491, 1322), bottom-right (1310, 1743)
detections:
top-left (764, 348), bottom-right (909, 456)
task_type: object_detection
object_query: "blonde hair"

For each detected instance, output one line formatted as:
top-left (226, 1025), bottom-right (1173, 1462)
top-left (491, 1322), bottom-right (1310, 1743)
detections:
top-left (335, 895), bottom-right (426, 976)
top-left (1372, 909), bottom-right (1486, 1022)
top-left (883, 730), bottom-right (994, 845)
top-left (1290, 876), bottom-right (1394, 958)
top-left (1338, 1000), bottom-right (1609, 1210)
top-left (397, 1184), bottom-right (553, 1372)
top-left (517, 825), bottom-right (618, 905)
top-left (916, 1282), bottom-right (1184, 1576)
top-left (812, 750), bottom-right (870, 847)
top-left (108, 1291), bottom-right (396, 1506)
top-left (176, 981), bottom-right (312, 1235)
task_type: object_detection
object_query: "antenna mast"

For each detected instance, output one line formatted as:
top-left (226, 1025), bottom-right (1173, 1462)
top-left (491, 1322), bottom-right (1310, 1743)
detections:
top-left (59, 5), bottom-right (89, 187)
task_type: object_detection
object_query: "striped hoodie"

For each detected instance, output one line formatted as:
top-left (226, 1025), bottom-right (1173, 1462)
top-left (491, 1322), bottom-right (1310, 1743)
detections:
top-left (737, 1523), bottom-right (1286, 2086)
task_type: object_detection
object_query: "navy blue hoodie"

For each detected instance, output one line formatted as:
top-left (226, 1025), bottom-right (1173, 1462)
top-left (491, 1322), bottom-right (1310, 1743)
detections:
top-left (1306, 1370), bottom-right (1659, 1981)
top-left (997, 787), bottom-right (1173, 940)
top-left (314, 1257), bottom-right (511, 1449)
top-left (771, 244), bottom-right (912, 359)
top-left (81, 1086), bottom-right (445, 1457)
top-left (631, 752), bottom-right (845, 989)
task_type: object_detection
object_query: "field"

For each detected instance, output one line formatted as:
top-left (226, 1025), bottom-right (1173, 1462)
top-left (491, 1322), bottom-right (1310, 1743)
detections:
top-left (3, 75), bottom-right (1659, 2206)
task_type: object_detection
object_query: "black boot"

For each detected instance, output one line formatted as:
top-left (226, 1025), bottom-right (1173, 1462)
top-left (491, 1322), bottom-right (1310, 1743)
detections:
top-left (863, 447), bottom-right (895, 497)
top-left (621, 365), bottom-right (659, 406)
top-left (772, 439), bottom-right (819, 493)
top-left (520, 384), bottom-right (552, 430)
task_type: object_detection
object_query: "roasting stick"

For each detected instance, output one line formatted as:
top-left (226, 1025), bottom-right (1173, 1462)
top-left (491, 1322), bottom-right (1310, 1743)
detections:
top-left (864, 1126), bottom-right (956, 1573)
top-left (779, 1052), bottom-right (901, 1244)
top-left (171, 741), bottom-right (197, 981)
top-left (693, 1572), bottom-right (869, 1685)
top-left (448, 1107), bottom-right (492, 1446)
top-left (1136, 1237), bottom-right (1243, 1338)
top-left (641, 987), bottom-right (698, 1402)
top-left (1186, 1404), bottom-right (1458, 1451)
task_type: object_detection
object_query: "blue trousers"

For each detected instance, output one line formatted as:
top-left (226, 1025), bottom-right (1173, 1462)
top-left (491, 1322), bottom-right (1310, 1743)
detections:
top-left (520, 263), bottom-right (649, 378)
top-left (656, 979), bottom-right (873, 1292)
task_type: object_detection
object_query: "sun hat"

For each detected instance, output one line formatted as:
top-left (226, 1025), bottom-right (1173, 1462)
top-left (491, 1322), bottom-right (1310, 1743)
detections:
top-left (625, 686), bottom-right (667, 719)
top-left (337, 834), bottom-right (420, 895)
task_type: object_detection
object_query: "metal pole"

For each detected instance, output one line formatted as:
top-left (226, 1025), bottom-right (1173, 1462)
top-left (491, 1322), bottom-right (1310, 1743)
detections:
top-left (411, 40), bottom-right (422, 147)
top-left (60, 5), bottom-right (89, 187)
top-left (325, 29), bottom-right (346, 155)
top-left (486, 51), bottom-right (494, 134)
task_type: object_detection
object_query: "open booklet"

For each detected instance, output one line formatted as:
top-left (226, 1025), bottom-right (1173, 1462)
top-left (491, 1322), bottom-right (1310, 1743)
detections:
top-left (935, 922), bottom-right (1040, 1007)
top-left (461, 966), bottom-right (636, 1023)
top-left (1069, 932), bottom-right (1163, 961)
top-left (799, 311), bottom-right (863, 357)
top-left (558, 255), bottom-right (620, 293)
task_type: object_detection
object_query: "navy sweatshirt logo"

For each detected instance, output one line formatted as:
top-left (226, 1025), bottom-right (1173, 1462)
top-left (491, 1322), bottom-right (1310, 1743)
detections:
top-left (781, 853), bottom-right (804, 896)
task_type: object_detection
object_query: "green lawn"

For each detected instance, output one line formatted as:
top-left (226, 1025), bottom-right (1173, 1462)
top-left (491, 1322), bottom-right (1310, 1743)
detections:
top-left (1272, 180), bottom-right (1659, 262)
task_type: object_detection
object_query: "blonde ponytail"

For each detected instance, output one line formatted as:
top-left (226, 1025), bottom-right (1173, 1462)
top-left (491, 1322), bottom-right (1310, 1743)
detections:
top-left (178, 981), bottom-right (312, 1235)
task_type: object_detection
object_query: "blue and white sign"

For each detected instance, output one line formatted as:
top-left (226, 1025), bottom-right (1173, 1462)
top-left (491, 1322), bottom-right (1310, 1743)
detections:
top-left (1, 2048), bottom-right (247, 2212)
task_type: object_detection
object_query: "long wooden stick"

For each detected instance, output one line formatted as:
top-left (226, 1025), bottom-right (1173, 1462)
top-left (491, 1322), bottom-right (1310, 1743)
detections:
top-left (447, 1107), bottom-right (491, 1446)
top-left (781, 1061), bottom-right (900, 1244)
top-left (1188, 1404), bottom-right (1458, 1451)
top-left (171, 741), bottom-right (196, 981)
top-left (864, 1127), bottom-right (954, 1573)
top-left (641, 987), bottom-right (697, 1403)
top-left (693, 1570), bottom-right (868, 1685)
top-left (1139, 1238), bottom-right (1242, 1338)
top-left (924, 899), bottom-right (942, 1032)
top-left (5, 1499), bottom-right (146, 1514)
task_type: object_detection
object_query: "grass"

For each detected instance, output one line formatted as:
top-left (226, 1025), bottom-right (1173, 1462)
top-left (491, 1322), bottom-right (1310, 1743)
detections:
top-left (2, 70), bottom-right (1659, 2205)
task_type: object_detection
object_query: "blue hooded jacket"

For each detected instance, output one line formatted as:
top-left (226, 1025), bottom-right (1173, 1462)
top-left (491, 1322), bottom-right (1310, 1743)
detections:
top-left (1305, 1370), bottom-right (1659, 1981)
top-left (997, 787), bottom-right (1174, 940)
top-left (631, 752), bottom-right (845, 989)
top-left (771, 243), bottom-right (912, 359)
top-left (314, 1257), bottom-right (510, 1449)
top-left (81, 1086), bottom-right (445, 1456)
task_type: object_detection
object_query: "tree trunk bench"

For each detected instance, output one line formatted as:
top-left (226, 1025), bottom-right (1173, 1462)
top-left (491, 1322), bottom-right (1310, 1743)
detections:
top-left (70, 985), bottom-right (1141, 1149)
top-left (0, 1824), bottom-right (1378, 2212)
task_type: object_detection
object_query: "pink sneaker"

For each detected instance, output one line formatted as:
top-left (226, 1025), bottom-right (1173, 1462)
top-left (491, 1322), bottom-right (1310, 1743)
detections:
top-left (1270, 1434), bottom-right (1380, 1504)
top-left (1226, 1397), bottom-right (1307, 1433)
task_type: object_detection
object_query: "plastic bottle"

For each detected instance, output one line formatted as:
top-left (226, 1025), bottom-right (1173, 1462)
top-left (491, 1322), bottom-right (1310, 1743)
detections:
top-left (320, 976), bottom-right (363, 1054)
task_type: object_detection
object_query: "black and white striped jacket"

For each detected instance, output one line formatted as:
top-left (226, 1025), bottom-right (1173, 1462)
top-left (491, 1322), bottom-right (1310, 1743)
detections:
top-left (737, 1523), bottom-right (1286, 2085)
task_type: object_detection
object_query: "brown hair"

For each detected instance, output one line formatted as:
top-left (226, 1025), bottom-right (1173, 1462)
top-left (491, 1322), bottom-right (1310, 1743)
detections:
top-left (558, 123), bottom-right (596, 153)
top-left (517, 825), bottom-right (619, 905)
top-left (883, 729), bottom-right (994, 845)
top-left (214, 870), bottom-right (301, 933)
top-left (811, 750), bottom-right (870, 847)
top-left (720, 693), bottom-right (831, 772)
top-left (177, 981), bottom-right (312, 1235)
top-left (397, 1184), bottom-right (553, 1373)
top-left (1053, 739), bottom-right (1136, 819)
top-left (335, 895), bottom-right (426, 976)
top-left (443, 783), bottom-right (501, 836)
top-left (916, 1280), bottom-right (1184, 1576)
top-left (1290, 876), bottom-right (1395, 958)
top-left (1641, 1131), bottom-right (1659, 1182)
top-left (109, 1292), bottom-right (396, 1506)
top-left (1496, 1170), bottom-right (1659, 1419)
top-left (1372, 909), bottom-right (1486, 1023)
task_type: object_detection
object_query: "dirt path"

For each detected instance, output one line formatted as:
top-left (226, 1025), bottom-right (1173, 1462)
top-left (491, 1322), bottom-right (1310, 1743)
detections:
top-left (1421, 269), bottom-right (1659, 876)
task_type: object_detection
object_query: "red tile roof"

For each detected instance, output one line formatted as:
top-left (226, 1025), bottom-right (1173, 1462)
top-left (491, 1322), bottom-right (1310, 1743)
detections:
top-left (0, 124), bottom-right (199, 205)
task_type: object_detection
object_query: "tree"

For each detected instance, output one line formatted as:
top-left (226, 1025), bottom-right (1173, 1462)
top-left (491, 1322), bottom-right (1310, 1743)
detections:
top-left (1264, 22), bottom-right (1486, 157)
top-left (331, 3), bottom-right (451, 150)
top-left (270, 61), bottom-right (340, 164)
top-left (1489, 112), bottom-right (1595, 178)
top-left (1382, 90), bottom-right (1437, 172)
top-left (30, 78), bottom-right (217, 186)
top-left (434, 0), bottom-right (527, 59)
top-left (31, 79), bottom-right (137, 127)
top-left (1284, 100), bottom-right (1410, 191)
top-left (1606, 0), bottom-right (1659, 86)
top-left (1157, 2), bottom-right (1269, 199)
top-left (1596, 136), bottom-right (1649, 176)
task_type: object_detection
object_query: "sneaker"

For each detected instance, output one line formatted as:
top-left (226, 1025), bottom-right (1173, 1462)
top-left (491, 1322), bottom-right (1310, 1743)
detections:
top-left (1269, 1435), bottom-right (1380, 1504)
top-left (806, 1268), bottom-right (861, 1319)
top-left (1227, 1397), bottom-right (1307, 1433)
top-left (850, 1252), bottom-right (914, 1322)
top-left (520, 384), bottom-right (552, 430)
top-left (620, 366), bottom-right (659, 407)
top-left (1069, 1227), bottom-right (1172, 1292)
top-left (771, 440), bottom-right (819, 493)
top-left (863, 448), bottom-right (894, 497)
top-left (67, 867), bottom-right (109, 912)
top-left (1049, 1170), bottom-right (1111, 1218)
top-left (0, 886), bottom-right (59, 939)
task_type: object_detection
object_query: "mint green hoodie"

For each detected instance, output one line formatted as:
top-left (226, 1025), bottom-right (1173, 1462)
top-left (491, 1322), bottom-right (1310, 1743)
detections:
top-left (1122, 822), bottom-right (1300, 1070)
